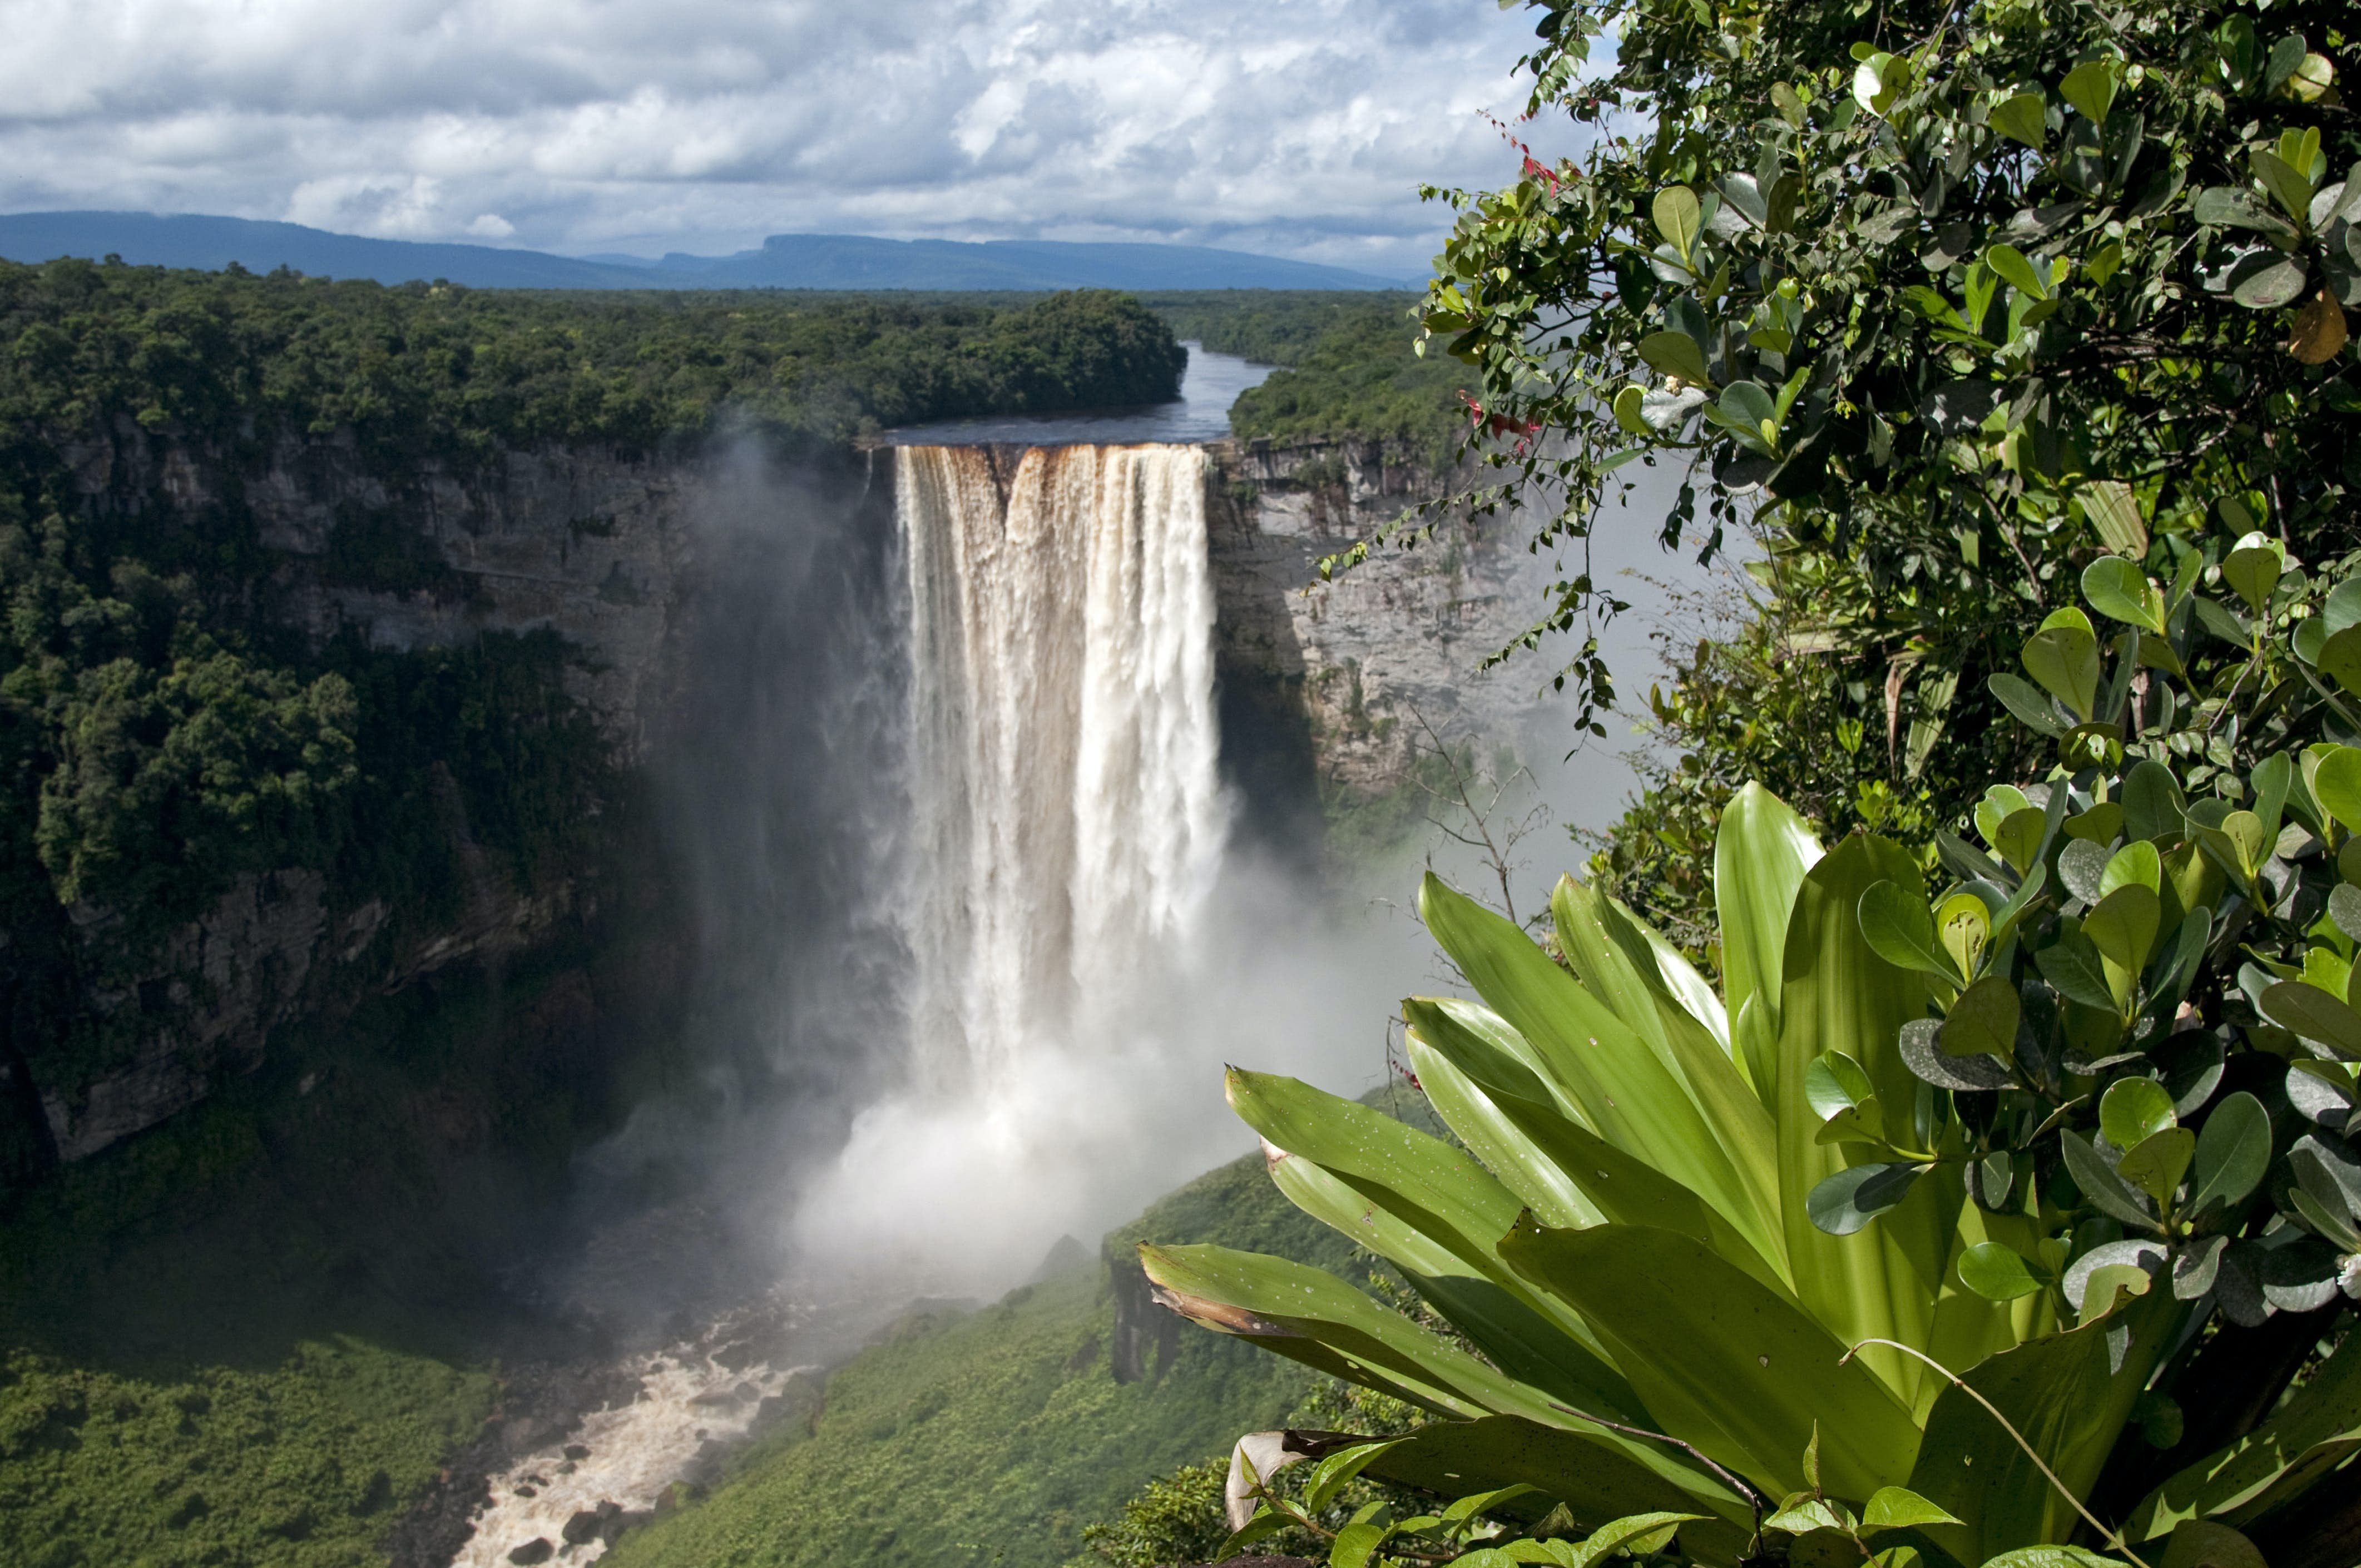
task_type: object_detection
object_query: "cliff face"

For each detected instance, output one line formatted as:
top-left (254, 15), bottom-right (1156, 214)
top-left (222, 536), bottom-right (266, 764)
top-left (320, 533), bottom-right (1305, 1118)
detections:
top-left (26, 424), bottom-right (888, 1165)
top-left (27, 426), bottom-right (1526, 1166)
top-left (1204, 436), bottom-right (1541, 822)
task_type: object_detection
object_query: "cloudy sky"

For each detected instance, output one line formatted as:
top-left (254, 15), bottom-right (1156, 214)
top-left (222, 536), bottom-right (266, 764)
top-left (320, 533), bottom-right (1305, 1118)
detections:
top-left (0, 0), bottom-right (1570, 275)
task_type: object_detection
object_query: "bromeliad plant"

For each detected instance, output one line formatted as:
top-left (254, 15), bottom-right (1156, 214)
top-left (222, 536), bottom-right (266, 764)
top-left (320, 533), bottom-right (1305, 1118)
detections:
top-left (1142, 551), bottom-right (2361, 1567)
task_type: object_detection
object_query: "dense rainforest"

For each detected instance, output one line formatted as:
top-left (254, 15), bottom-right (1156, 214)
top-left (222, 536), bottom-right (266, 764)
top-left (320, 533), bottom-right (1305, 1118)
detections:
top-left (0, 264), bottom-right (1191, 1187)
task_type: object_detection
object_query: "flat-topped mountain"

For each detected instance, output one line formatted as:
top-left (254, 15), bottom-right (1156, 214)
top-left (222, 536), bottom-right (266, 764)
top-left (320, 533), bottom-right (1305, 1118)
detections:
top-left (0, 211), bottom-right (1406, 292)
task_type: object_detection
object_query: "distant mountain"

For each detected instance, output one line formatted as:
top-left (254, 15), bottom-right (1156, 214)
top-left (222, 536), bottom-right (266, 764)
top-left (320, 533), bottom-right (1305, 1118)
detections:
top-left (642, 233), bottom-right (1404, 290)
top-left (0, 211), bottom-right (1406, 292)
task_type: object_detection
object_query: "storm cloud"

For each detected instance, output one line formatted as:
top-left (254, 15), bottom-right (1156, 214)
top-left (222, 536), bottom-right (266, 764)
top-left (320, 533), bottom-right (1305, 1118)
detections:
top-left (0, 0), bottom-right (1566, 274)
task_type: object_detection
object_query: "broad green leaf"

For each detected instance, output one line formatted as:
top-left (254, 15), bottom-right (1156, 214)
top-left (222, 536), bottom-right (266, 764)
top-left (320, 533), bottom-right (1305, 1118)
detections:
top-left (2221, 545), bottom-right (2283, 614)
top-left (1551, 877), bottom-right (1775, 1233)
top-left (1976, 785), bottom-right (2033, 850)
top-left (2181, 1090), bottom-right (2267, 1222)
top-left (2259, 979), bottom-right (2361, 1058)
top-left (1958, 1242), bottom-right (2043, 1301)
top-left (1217, 1508), bottom-right (1292, 1560)
top-left (2250, 149), bottom-right (2314, 223)
top-left (1807, 1161), bottom-right (1923, 1234)
top-left (1994, 807), bottom-right (2050, 875)
top-left (1305, 1440), bottom-right (1405, 1512)
top-left (2125, 1322), bottom-right (2361, 1540)
top-left (1652, 186), bottom-right (1701, 256)
top-left (1141, 1240), bottom-right (1546, 1417)
top-left (2082, 557), bottom-right (2164, 631)
top-left (1404, 996), bottom-right (1793, 1298)
top-left (1981, 1550), bottom-right (2130, 1568)
top-left (2022, 609), bottom-right (2101, 719)
top-left (2059, 1132), bottom-right (2160, 1232)
top-left (2065, 802), bottom-right (2125, 845)
top-left (2059, 59), bottom-right (2119, 124)
top-left (1806, 1050), bottom-right (1875, 1118)
top-left (2122, 761), bottom-right (2187, 843)
top-left (2313, 746), bottom-right (2361, 832)
top-left (1500, 1220), bottom-right (1922, 1500)
top-left (2319, 626), bottom-right (2361, 696)
top-left (1419, 874), bottom-right (1775, 1263)
top-left (2079, 481), bottom-right (2149, 559)
top-left (1404, 1024), bottom-right (1602, 1232)
top-left (1330, 1517), bottom-right (1390, 1568)
top-left (1716, 781), bottom-right (1824, 1086)
top-left (1637, 330), bottom-right (1713, 387)
top-left (1561, 1511), bottom-right (1712, 1566)
top-left (1936, 893), bottom-right (1991, 978)
top-left (1990, 672), bottom-right (2069, 736)
top-left (1355, 1417), bottom-right (1751, 1546)
top-left (1910, 1297), bottom-right (2179, 1561)
top-left (1244, 1080), bottom-right (1641, 1420)
top-left (1984, 243), bottom-right (2048, 301)
top-left (1942, 975), bottom-right (2020, 1059)
top-left (1611, 385), bottom-right (1650, 436)
top-left (2118, 1128), bottom-right (2196, 1207)
top-left (2100, 1078), bottom-right (2177, 1153)
top-left (2034, 930), bottom-right (2117, 1012)
top-left (1862, 1486), bottom-right (1964, 1531)
top-left (2084, 883), bottom-right (2161, 976)
top-left (1778, 836), bottom-right (1950, 1407)
top-left (1991, 92), bottom-right (2046, 148)
top-left (1860, 879), bottom-right (1960, 982)
top-left (2101, 841), bottom-right (2162, 897)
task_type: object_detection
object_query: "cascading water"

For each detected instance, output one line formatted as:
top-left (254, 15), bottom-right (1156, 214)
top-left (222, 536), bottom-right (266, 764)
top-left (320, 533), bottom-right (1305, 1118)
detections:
top-left (901, 443), bottom-right (1227, 1082)
top-left (788, 443), bottom-right (1231, 1288)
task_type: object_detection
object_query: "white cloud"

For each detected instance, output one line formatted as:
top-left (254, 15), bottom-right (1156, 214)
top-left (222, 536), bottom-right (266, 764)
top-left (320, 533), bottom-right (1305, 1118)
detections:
top-left (0, 0), bottom-right (1572, 273)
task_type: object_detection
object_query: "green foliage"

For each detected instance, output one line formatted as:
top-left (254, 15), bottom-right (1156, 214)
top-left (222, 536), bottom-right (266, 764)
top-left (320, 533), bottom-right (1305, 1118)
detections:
top-left (1402, 0), bottom-right (2357, 757)
top-left (0, 936), bottom-right (670, 1568)
top-left (1080, 1457), bottom-right (1236, 1567)
top-left (602, 1142), bottom-right (1375, 1568)
top-left (0, 1339), bottom-right (494, 1568)
top-left (1148, 542), bottom-right (2361, 1561)
top-left (1225, 299), bottom-right (1476, 466)
top-left (0, 261), bottom-right (1186, 462)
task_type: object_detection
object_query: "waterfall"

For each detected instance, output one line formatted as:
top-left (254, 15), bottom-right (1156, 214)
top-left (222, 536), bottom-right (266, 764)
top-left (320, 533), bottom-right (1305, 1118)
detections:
top-left (898, 443), bottom-right (1226, 1089)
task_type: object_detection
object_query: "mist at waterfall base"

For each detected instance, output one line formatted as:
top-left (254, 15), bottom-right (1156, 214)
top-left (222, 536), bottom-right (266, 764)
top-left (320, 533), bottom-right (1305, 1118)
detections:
top-left (576, 426), bottom-right (1740, 1316)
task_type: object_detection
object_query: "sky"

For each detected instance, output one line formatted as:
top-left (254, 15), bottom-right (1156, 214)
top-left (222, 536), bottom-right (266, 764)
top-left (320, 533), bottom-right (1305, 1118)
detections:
top-left (0, 0), bottom-right (1570, 275)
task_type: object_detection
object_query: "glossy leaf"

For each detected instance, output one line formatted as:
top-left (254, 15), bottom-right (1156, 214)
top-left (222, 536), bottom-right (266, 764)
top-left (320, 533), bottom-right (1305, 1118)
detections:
top-left (1499, 1219), bottom-right (1922, 1498)
top-left (1990, 91), bottom-right (2046, 148)
top-left (2100, 1078), bottom-right (2177, 1151)
top-left (1942, 975), bottom-right (2020, 1060)
top-left (1418, 874), bottom-right (1775, 1262)
top-left (1715, 782), bottom-right (1823, 1090)
top-left (2083, 557), bottom-right (2165, 632)
top-left (2117, 1128), bottom-right (2196, 1207)
top-left (2059, 1132), bottom-right (2160, 1232)
top-left (2022, 608), bottom-right (2101, 720)
top-left (2259, 979), bottom-right (2361, 1058)
top-left (1958, 1241), bottom-right (2044, 1301)
top-left (1860, 880), bottom-right (1959, 981)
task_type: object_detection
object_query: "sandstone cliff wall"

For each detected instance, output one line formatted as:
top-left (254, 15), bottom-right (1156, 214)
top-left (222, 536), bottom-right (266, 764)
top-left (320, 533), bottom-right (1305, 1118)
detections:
top-left (31, 426), bottom-right (1533, 1163)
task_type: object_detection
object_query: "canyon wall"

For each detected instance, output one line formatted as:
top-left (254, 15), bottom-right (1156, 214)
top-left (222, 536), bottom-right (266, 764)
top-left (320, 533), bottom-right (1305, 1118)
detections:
top-left (27, 425), bottom-right (1533, 1164)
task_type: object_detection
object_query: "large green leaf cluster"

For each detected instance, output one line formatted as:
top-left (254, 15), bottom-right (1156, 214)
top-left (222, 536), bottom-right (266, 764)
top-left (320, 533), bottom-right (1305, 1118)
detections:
top-left (1149, 548), bottom-right (2361, 1567)
top-left (1406, 0), bottom-right (2355, 768)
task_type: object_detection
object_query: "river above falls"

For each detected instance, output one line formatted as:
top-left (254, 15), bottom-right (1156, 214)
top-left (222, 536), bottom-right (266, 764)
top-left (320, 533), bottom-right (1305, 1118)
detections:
top-left (879, 340), bottom-right (1270, 447)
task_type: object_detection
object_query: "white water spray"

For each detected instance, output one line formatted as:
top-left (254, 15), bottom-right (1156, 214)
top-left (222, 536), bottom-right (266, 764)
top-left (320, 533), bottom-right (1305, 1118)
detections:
top-left (791, 443), bottom-right (1230, 1287)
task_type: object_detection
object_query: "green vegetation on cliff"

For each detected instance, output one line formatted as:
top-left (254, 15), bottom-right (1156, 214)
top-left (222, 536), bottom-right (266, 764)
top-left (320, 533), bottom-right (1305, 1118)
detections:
top-left (1144, 292), bottom-right (1475, 464)
top-left (601, 1142), bottom-right (1374, 1568)
top-left (2, 261), bottom-right (1186, 460)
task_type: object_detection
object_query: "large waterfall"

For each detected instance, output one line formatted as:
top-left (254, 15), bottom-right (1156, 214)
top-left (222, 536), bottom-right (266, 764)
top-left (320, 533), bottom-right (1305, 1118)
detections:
top-left (899, 443), bottom-right (1227, 1083)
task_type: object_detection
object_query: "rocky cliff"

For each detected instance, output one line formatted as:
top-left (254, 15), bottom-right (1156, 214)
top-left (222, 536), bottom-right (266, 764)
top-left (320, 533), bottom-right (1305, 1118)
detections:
top-left (26, 425), bottom-right (1529, 1167)
top-left (1204, 436), bottom-right (1542, 829)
